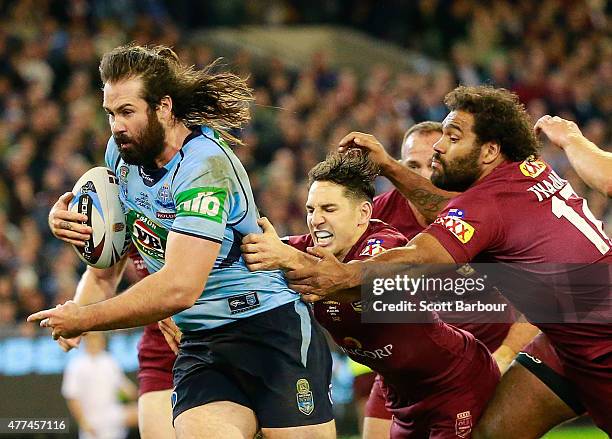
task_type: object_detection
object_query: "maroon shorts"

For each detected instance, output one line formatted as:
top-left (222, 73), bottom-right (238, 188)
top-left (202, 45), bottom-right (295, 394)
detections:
top-left (353, 371), bottom-right (377, 401)
top-left (137, 323), bottom-right (177, 396)
top-left (451, 322), bottom-right (511, 353)
top-left (518, 333), bottom-right (611, 433)
top-left (368, 341), bottom-right (500, 438)
top-left (365, 375), bottom-right (393, 420)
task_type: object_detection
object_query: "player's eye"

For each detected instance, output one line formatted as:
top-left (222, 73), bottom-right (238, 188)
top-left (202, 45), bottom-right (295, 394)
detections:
top-left (450, 136), bottom-right (459, 143)
top-left (408, 164), bottom-right (419, 170)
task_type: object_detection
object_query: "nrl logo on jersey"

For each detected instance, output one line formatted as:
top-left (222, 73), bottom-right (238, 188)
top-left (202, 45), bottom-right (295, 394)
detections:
top-left (434, 213), bottom-right (475, 244)
top-left (176, 187), bottom-right (227, 223)
top-left (119, 165), bottom-right (129, 197)
top-left (360, 238), bottom-right (385, 257)
top-left (519, 156), bottom-right (547, 178)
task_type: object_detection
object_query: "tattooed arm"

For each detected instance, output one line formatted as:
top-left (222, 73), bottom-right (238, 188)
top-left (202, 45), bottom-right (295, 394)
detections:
top-left (338, 132), bottom-right (456, 223)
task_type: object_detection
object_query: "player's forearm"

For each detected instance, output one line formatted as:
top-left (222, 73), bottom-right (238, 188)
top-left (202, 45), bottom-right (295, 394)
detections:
top-left (382, 159), bottom-right (456, 223)
top-left (282, 246), bottom-right (322, 271)
top-left (79, 270), bottom-right (199, 331)
top-left (497, 318), bottom-right (540, 355)
top-left (73, 257), bottom-right (128, 305)
top-left (562, 135), bottom-right (612, 196)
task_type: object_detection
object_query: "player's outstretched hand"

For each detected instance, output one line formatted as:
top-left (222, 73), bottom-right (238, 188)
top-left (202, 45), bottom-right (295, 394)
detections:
top-left (27, 300), bottom-right (86, 340)
top-left (241, 217), bottom-right (294, 271)
top-left (158, 318), bottom-right (181, 355)
top-left (338, 132), bottom-right (394, 171)
top-left (57, 335), bottom-right (82, 352)
top-left (534, 115), bottom-right (583, 150)
top-left (286, 246), bottom-right (356, 300)
top-left (48, 192), bottom-right (92, 247)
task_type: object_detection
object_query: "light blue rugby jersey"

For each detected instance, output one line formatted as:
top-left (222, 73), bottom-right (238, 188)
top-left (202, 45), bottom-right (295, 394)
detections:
top-left (105, 126), bottom-right (301, 332)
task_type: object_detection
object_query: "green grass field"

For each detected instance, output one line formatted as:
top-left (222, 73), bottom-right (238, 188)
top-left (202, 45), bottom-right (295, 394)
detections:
top-left (542, 427), bottom-right (608, 438)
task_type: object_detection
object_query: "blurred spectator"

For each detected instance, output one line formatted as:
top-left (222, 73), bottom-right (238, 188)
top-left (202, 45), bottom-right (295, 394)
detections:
top-left (62, 332), bottom-right (138, 439)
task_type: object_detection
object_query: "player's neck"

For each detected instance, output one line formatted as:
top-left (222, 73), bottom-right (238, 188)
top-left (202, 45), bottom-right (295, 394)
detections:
top-left (154, 123), bottom-right (192, 168)
top-left (474, 156), bottom-right (508, 185)
top-left (337, 222), bottom-right (369, 262)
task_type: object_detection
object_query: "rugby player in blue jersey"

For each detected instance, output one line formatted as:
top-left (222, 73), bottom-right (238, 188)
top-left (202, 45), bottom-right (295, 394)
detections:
top-left (30, 45), bottom-right (335, 439)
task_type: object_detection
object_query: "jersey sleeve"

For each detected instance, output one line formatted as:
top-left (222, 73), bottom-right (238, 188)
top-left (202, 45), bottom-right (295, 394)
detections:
top-left (353, 229), bottom-right (409, 261)
top-left (284, 234), bottom-right (312, 252)
top-left (170, 146), bottom-right (236, 243)
top-left (104, 137), bottom-right (120, 172)
top-left (424, 192), bottom-right (505, 263)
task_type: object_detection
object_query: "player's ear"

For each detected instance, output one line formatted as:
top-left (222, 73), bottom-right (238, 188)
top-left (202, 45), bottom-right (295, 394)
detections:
top-left (481, 141), bottom-right (501, 165)
top-left (359, 201), bottom-right (372, 225)
top-left (157, 95), bottom-right (173, 122)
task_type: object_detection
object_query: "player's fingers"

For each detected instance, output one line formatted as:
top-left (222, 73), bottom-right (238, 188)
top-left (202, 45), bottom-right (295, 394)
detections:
top-left (59, 191), bottom-right (75, 203)
top-left (285, 269), bottom-right (312, 282)
top-left (289, 283), bottom-right (315, 295)
top-left (258, 217), bottom-right (277, 235)
top-left (27, 309), bottom-right (53, 322)
top-left (240, 243), bottom-right (262, 255)
top-left (53, 217), bottom-right (92, 234)
top-left (57, 338), bottom-right (73, 352)
top-left (56, 229), bottom-right (91, 242)
top-left (338, 131), bottom-right (360, 147)
top-left (241, 234), bottom-right (260, 245)
top-left (301, 294), bottom-right (324, 303)
top-left (306, 245), bottom-right (333, 259)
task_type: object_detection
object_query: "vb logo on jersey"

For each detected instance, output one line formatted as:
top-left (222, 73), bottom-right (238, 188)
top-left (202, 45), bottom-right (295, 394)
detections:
top-left (360, 238), bottom-right (386, 257)
top-left (519, 156), bottom-right (547, 178)
top-left (127, 211), bottom-right (168, 260)
top-left (296, 379), bottom-right (314, 416)
top-left (176, 187), bottom-right (227, 223)
top-left (434, 214), bottom-right (475, 244)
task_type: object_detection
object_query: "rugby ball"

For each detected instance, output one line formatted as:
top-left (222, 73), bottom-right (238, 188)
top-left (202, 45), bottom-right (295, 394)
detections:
top-left (69, 167), bottom-right (130, 268)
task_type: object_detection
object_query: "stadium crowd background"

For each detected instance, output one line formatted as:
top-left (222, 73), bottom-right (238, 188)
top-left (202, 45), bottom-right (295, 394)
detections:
top-left (0, 0), bottom-right (610, 342)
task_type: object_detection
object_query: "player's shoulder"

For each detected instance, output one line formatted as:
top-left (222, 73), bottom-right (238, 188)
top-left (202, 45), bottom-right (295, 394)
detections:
top-left (364, 219), bottom-right (409, 247)
top-left (181, 126), bottom-right (233, 162)
top-left (173, 126), bottom-right (237, 183)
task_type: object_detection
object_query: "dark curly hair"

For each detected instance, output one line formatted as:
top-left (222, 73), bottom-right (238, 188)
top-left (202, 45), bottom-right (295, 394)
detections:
top-left (444, 86), bottom-right (540, 161)
top-left (99, 44), bottom-right (253, 146)
top-left (308, 151), bottom-right (380, 202)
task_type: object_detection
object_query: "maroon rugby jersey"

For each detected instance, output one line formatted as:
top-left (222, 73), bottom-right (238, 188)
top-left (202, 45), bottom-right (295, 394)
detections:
top-left (288, 220), bottom-right (484, 398)
top-left (373, 189), bottom-right (514, 352)
top-left (425, 158), bottom-right (612, 360)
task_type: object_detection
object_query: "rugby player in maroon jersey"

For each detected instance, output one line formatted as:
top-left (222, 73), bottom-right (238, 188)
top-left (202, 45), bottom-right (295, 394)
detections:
top-left (240, 152), bottom-right (500, 439)
top-left (285, 86), bottom-right (612, 437)
top-left (367, 121), bottom-right (538, 438)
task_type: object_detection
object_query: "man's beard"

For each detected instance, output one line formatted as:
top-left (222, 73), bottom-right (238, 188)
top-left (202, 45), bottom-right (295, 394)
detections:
top-left (430, 145), bottom-right (482, 192)
top-left (114, 109), bottom-right (165, 169)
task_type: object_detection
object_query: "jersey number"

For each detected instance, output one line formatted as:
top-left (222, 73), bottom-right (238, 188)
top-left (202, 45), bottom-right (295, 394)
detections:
top-left (551, 185), bottom-right (610, 254)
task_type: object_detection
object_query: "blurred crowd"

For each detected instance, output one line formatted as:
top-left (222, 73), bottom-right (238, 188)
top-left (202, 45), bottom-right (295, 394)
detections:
top-left (0, 0), bottom-right (610, 334)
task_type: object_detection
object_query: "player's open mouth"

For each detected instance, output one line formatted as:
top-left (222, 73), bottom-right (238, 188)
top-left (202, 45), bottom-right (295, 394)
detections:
top-left (314, 230), bottom-right (333, 245)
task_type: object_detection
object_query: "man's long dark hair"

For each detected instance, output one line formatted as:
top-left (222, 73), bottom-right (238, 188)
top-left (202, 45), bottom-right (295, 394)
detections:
top-left (99, 44), bottom-right (253, 146)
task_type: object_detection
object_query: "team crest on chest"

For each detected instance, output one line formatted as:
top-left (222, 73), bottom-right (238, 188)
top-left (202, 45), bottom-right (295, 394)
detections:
top-left (155, 183), bottom-right (175, 209)
top-left (360, 238), bottom-right (385, 257)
